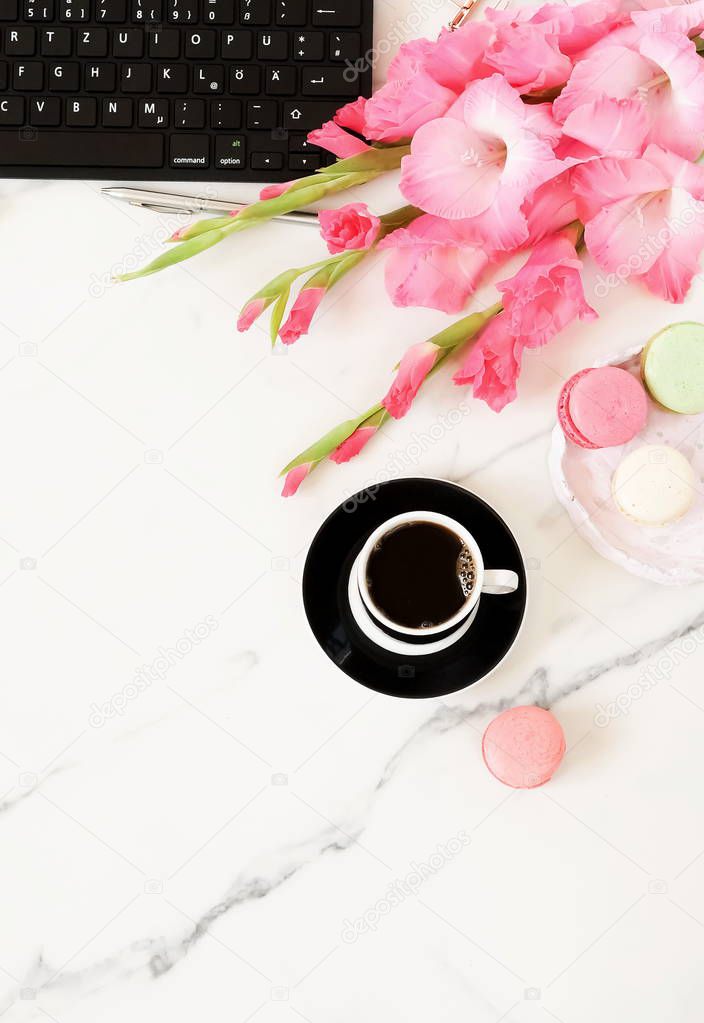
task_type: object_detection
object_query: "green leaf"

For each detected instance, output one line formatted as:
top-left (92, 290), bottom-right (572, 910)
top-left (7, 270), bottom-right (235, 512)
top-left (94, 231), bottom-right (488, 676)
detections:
top-left (269, 288), bottom-right (290, 346)
top-left (116, 228), bottom-right (229, 282)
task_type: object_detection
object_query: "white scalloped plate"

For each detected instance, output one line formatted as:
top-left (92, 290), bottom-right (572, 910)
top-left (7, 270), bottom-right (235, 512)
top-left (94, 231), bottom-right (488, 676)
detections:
top-left (548, 345), bottom-right (704, 586)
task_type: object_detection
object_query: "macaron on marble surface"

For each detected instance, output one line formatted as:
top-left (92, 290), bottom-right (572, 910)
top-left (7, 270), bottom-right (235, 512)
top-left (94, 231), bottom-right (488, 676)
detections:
top-left (612, 444), bottom-right (696, 527)
top-left (558, 366), bottom-right (648, 449)
top-left (482, 706), bottom-right (566, 789)
top-left (641, 322), bottom-right (704, 415)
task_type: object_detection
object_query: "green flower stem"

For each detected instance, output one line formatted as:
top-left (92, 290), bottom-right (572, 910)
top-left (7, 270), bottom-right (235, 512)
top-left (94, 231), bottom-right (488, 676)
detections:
top-left (118, 145), bottom-right (410, 282)
top-left (281, 301), bottom-right (503, 486)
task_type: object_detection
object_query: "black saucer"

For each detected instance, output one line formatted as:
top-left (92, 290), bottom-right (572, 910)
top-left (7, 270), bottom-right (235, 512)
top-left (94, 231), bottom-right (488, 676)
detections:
top-left (302, 478), bottom-right (527, 699)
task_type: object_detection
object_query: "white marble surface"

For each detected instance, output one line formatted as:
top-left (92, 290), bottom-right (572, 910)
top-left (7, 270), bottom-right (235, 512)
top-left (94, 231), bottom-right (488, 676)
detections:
top-left (2, 4), bottom-right (704, 1020)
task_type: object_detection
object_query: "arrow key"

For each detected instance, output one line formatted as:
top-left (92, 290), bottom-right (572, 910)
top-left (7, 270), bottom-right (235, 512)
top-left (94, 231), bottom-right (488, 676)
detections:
top-left (302, 66), bottom-right (359, 96)
top-left (283, 100), bottom-right (339, 130)
top-left (251, 151), bottom-right (283, 170)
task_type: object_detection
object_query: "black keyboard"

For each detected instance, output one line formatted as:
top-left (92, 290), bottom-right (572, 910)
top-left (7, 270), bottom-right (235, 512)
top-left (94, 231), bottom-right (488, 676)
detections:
top-left (0, 0), bottom-right (372, 179)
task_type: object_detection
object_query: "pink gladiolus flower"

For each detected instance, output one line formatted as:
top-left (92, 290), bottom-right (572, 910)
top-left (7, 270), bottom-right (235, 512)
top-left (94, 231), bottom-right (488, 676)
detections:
top-left (282, 462), bottom-right (313, 497)
top-left (423, 23), bottom-right (494, 92)
top-left (485, 24), bottom-right (573, 93)
top-left (334, 96), bottom-right (367, 134)
top-left (362, 70), bottom-right (456, 143)
top-left (632, 0), bottom-right (704, 38)
top-left (553, 32), bottom-right (704, 161)
top-left (485, 0), bottom-right (623, 56)
top-left (561, 96), bottom-right (649, 158)
top-left (387, 36), bottom-right (437, 81)
top-left (497, 234), bottom-right (597, 349)
top-left (379, 215), bottom-right (493, 312)
top-left (279, 286), bottom-right (326, 345)
top-left (522, 174), bottom-right (579, 245)
top-left (400, 75), bottom-right (562, 248)
top-left (453, 315), bottom-right (524, 412)
top-left (329, 425), bottom-right (378, 463)
top-left (307, 120), bottom-right (370, 158)
top-left (237, 296), bottom-right (268, 332)
top-left (319, 202), bottom-right (381, 254)
top-left (383, 340), bottom-right (441, 419)
top-left (572, 143), bottom-right (704, 303)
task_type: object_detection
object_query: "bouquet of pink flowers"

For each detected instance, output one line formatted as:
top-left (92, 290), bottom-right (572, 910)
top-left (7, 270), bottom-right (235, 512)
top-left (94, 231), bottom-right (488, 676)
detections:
top-left (122, 0), bottom-right (704, 495)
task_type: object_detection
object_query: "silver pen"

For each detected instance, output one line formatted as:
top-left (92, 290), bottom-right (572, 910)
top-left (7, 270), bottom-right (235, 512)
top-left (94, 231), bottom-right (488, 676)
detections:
top-left (101, 186), bottom-right (318, 226)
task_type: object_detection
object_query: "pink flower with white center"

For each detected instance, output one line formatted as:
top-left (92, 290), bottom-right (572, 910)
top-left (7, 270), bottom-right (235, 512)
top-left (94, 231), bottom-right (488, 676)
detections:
top-left (362, 70), bottom-right (457, 143)
top-left (383, 340), bottom-right (441, 419)
top-left (319, 202), bottom-right (381, 254)
top-left (379, 215), bottom-right (493, 313)
top-left (497, 234), bottom-right (597, 349)
top-left (485, 24), bottom-right (573, 93)
top-left (329, 425), bottom-right (378, 463)
top-left (307, 120), bottom-right (370, 159)
top-left (399, 75), bottom-right (563, 249)
top-left (572, 143), bottom-right (704, 303)
top-left (553, 32), bottom-right (704, 161)
top-left (485, 0), bottom-right (623, 56)
top-left (278, 286), bottom-right (326, 345)
top-left (237, 296), bottom-right (269, 332)
top-left (452, 314), bottom-right (524, 412)
top-left (422, 23), bottom-right (494, 92)
top-left (281, 462), bottom-right (313, 497)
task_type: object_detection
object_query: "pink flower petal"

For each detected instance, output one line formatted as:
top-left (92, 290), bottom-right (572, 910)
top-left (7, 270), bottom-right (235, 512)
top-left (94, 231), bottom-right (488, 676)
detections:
top-left (422, 23), bottom-right (494, 92)
top-left (281, 462), bottom-right (313, 497)
top-left (523, 173), bottom-right (579, 244)
top-left (632, 0), bottom-right (704, 37)
top-left (453, 315), bottom-right (524, 412)
top-left (384, 243), bottom-right (491, 313)
top-left (362, 71), bottom-right (456, 143)
top-left (329, 425), bottom-right (378, 463)
top-left (387, 36), bottom-right (437, 81)
top-left (237, 296), bottom-right (268, 332)
top-left (259, 181), bottom-right (294, 200)
top-left (553, 43), bottom-right (652, 123)
top-left (319, 202), bottom-right (380, 253)
top-left (486, 0), bottom-right (623, 56)
top-left (383, 341), bottom-right (440, 419)
top-left (485, 23), bottom-right (573, 93)
top-left (334, 96), bottom-right (367, 134)
top-left (638, 32), bottom-right (704, 160)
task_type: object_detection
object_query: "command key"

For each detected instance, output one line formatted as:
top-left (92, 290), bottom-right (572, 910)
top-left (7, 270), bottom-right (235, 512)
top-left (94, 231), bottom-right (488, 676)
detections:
top-left (215, 135), bottom-right (246, 169)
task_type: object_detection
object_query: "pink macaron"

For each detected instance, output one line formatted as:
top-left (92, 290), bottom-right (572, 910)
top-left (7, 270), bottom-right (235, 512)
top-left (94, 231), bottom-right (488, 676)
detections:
top-left (557, 366), bottom-right (648, 449)
top-left (482, 706), bottom-right (565, 789)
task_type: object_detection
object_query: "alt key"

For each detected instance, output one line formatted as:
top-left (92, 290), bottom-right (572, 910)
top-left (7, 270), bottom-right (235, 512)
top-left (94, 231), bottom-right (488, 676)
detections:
top-left (215, 133), bottom-right (246, 168)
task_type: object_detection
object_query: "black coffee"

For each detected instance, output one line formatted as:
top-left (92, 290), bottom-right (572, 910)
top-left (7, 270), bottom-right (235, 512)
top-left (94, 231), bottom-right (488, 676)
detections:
top-left (365, 521), bottom-right (475, 630)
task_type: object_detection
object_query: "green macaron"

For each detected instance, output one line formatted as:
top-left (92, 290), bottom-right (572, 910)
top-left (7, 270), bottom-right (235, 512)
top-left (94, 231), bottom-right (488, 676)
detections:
top-left (641, 322), bottom-right (704, 415)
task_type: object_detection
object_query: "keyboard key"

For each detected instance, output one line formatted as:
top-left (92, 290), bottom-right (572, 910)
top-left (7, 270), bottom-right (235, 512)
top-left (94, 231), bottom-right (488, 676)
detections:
top-left (138, 96), bottom-right (168, 124)
top-left (203, 0), bottom-right (233, 21)
top-left (0, 62), bottom-right (8, 88)
top-left (157, 62), bottom-right (188, 91)
top-left (48, 61), bottom-right (79, 88)
top-left (185, 28), bottom-right (215, 57)
top-left (170, 132), bottom-right (209, 167)
top-left (265, 65), bottom-right (295, 95)
top-left (251, 151), bottom-right (282, 170)
top-left (102, 95), bottom-right (132, 125)
top-left (25, 0), bottom-right (55, 21)
top-left (0, 130), bottom-right (164, 165)
top-left (302, 66), bottom-right (359, 96)
top-left (329, 31), bottom-right (359, 60)
top-left (0, 96), bottom-right (24, 123)
top-left (275, 0), bottom-right (305, 24)
top-left (59, 0), bottom-right (89, 18)
top-left (246, 98), bottom-right (275, 128)
top-left (121, 61), bottom-right (151, 89)
top-left (6, 28), bottom-right (36, 55)
top-left (113, 29), bottom-right (143, 57)
top-left (214, 131), bottom-right (245, 167)
top-left (14, 61), bottom-right (43, 89)
top-left (167, 0), bottom-right (198, 21)
top-left (175, 97), bottom-right (204, 126)
top-left (41, 27), bottom-right (71, 55)
top-left (289, 152), bottom-right (319, 170)
top-left (283, 99), bottom-right (336, 129)
top-left (85, 62), bottom-right (116, 90)
top-left (66, 95), bottom-right (96, 124)
top-left (76, 28), bottom-right (108, 56)
top-left (229, 63), bottom-right (258, 93)
top-left (221, 29), bottom-right (251, 59)
top-left (288, 131), bottom-right (316, 152)
top-left (29, 95), bottom-right (61, 124)
top-left (131, 0), bottom-right (162, 20)
top-left (148, 28), bottom-right (179, 57)
top-left (311, 0), bottom-right (359, 25)
top-left (239, 0), bottom-right (269, 24)
top-left (292, 31), bottom-right (323, 60)
top-left (95, 0), bottom-right (126, 20)
top-left (257, 29), bottom-right (286, 60)
top-left (210, 98), bottom-right (239, 128)
top-left (193, 62), bottom-right (223, 92)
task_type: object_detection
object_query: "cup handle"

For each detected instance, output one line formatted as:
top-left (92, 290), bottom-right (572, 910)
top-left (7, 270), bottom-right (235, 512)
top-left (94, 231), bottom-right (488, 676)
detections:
top-left (481, 570), bottom-right (519, 595)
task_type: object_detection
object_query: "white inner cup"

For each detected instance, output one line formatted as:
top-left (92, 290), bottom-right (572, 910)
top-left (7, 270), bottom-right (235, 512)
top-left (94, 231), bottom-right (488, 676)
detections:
top-left (356, 511), bottom-right (519, 643)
